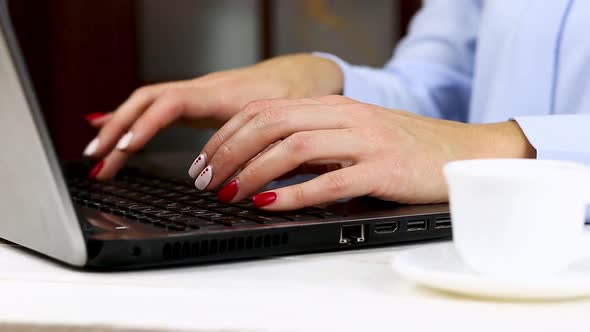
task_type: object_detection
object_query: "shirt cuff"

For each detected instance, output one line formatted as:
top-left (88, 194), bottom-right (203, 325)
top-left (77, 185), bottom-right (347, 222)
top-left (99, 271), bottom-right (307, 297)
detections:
top-left (311, 52), bottom-right (383, 104)
top-left (514, 114), bottom-right (590, 165)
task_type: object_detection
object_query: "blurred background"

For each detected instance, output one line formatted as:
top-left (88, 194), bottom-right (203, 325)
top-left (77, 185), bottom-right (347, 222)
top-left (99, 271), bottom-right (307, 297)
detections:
top-left (8, 0), bottom-right (421, 160)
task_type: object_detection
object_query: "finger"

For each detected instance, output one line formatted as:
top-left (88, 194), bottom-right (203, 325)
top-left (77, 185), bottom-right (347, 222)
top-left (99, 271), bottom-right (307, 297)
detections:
top-left (188, 98), bottom-right (322, 179)
top-left (87, 150), bottom-right (129, 181)
top-left (251, 164), bottom-right (373, 211)
top-left (192, 98), bottom-right (323, 170)
top-left (204, 96), bottom-right (359, 159)
top-left (83, 81), bottom-right (182, 158)
top-left (113, 87), bottom-right (208, 154)
top-left (217, 129), bottom-right (363, 203)
top-left (188, 99), bottom-right (320, 178)
top-left (85, 112), bottom-right (114, 128)
top-left (242, 141), bottom-right (281, 169)
top-left (196, 104), bottom-right (357, 191)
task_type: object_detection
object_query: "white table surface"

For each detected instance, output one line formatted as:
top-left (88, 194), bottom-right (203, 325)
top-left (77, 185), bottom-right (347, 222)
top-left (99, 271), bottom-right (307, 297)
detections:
top-left (0, 239), bottom-right (589, 332)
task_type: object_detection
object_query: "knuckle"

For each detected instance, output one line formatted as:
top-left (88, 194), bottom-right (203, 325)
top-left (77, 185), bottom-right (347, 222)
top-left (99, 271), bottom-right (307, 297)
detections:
top-left (291, 185), bottom-right (307, 207)
top-left (210, 130), bottom-right (227, 150)
top-left (324, 173), bottom-right (348, 194)
top-left (158, 89), bottom-right (185, 105)
top-left (217, 141), bottom-right (235, 159)
top-left (239, 160), bottom-right (262, 180)
top-left (158, 91), bottom-right (186, 115)
top-left (283, 132), bottom-right (312, 154)
top-left (242, 99), bottom-right (275, 117)
top-left (131, 86), bottom-right (152, 99)
top-left (253, 108), bottom-right (284, 129)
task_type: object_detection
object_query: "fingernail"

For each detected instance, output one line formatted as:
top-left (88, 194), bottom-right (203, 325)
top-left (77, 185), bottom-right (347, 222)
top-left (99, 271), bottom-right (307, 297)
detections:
top-left (217, 179), bottom-right (239, 203)
top-left (116, 132), bottom-right (133, 150)
top-left (88, 160), bottom-right (105, 179)
top-left (188, 153), bottom-right (207, 178)
top-left (83, 137), bottom-right (99, 156)
top-left (85, 112), bottom-right (107, 122)
top-left (195, 165), bottom-right (213, 190)
top-left (253, 192), bottom-right (277, 208)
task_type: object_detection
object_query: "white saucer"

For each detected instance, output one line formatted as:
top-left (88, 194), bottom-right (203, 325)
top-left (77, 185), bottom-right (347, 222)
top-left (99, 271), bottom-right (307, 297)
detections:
top-left (392, 243), bottom-right (590, 301)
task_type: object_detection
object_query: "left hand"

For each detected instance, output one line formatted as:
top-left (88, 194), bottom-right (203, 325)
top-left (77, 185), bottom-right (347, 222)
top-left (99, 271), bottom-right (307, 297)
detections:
top-left (189, 95), bottom-right (535, 210)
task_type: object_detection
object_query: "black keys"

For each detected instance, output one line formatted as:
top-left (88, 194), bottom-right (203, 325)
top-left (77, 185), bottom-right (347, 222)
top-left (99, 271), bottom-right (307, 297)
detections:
top-left (201, 202), bottom-right (226, 209)
top-left (108, 208), bottom-right (126, 216)
top-left (68, 169), bottom-right (340, 234)
top-left (154, 211), bottom-right (183, 219)
top-left (214, 206), bottom-right (244, 214)
top-left (164, 202), bottom-right (183, 209)
top-left (127, 204), bottom-right (154, 211)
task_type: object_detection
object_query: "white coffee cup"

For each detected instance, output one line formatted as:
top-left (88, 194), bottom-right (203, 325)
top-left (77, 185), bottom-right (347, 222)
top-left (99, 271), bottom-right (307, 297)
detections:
top-left (443, 159), bottom-right (590, 278)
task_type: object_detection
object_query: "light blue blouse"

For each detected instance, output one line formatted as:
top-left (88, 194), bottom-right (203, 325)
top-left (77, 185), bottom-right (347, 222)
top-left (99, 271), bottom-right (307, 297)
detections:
top-left (318, 0), bottom-right (590, 164)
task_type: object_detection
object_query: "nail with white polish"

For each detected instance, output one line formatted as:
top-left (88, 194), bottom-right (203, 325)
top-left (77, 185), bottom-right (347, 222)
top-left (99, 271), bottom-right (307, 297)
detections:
top-left (188, 153), bottom-right (207, 179)
top-left (195, 165), bottom-right (213, 190)
top-left (116, 132), bottom-right (134, 150)
top-left (83, 137), bottom-right (99, 156)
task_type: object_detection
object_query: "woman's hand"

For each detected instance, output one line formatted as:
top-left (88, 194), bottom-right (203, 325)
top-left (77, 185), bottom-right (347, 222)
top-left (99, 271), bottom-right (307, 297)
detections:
top-left (83, 54), bottom-right (343, 179)
top-left (190, 96), bottom-right (536, 210)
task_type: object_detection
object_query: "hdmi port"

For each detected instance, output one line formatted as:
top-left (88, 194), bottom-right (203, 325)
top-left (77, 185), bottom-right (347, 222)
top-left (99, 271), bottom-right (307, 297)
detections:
top-left (374, 222), bottom-right (399, 234)
top-left (406, 220), bottom-right (427, 232)
top-left (434, 217), bottom-right (452, 229)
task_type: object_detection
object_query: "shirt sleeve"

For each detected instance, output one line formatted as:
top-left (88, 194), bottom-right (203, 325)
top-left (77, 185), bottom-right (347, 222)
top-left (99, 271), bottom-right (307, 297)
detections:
top-left (314, 0), bottom-right (482, 122)
top-left (514, 115), bottom-right (590, 164)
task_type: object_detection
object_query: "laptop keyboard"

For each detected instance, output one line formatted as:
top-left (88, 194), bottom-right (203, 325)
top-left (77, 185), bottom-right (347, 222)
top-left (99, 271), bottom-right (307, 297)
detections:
top-left (66, 168), bottom-right (340, 232)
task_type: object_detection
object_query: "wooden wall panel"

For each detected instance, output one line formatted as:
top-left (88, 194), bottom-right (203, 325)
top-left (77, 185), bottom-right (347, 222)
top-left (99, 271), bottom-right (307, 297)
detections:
top-left (9, 0), bottom-right (140, 159)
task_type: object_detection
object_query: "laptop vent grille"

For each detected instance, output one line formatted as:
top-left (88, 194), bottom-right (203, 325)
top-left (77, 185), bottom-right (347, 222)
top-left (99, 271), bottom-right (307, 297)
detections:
top-left (162, 232), bottom-right (289, 261)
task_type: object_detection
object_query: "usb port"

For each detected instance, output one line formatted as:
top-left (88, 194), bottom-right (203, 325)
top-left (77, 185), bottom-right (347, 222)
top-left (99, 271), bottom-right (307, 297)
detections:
top-left (374, 222), bottom-right (399, 234)
top-left (406, 220), bottom-right (427, 232)
top-left (434, 217), bottom-right (452, 229)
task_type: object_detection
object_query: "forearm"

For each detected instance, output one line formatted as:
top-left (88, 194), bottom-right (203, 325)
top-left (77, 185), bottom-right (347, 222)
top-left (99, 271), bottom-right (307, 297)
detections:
top-left (254, 54), bottom-right (344, 99)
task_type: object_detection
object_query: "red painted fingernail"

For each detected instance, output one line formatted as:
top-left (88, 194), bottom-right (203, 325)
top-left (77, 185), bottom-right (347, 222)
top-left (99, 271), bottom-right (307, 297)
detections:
top-left (85, 112), bottom-right (107, 121)
top-left (253, 192), bottom-right (277, 208)
top-left (88, 160), bottom-right (105, 179)
top-left (217, 179), bottom-right (239, 203)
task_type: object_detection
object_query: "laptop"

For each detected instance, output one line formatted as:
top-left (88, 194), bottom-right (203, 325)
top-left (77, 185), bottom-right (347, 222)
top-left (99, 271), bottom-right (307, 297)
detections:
top-left (0, 0), bottom-right (451, 270)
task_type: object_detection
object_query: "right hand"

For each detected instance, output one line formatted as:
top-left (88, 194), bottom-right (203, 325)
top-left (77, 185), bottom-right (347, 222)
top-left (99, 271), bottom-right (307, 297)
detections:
top-left (83, 54), bottom-right (343, 179)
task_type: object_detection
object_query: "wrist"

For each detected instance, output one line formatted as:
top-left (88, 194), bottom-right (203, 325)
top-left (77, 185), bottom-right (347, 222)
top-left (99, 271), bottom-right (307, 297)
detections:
top-left (471, 121), bottom-right (537, 159)
top-left (257, 54), bottom-right (344, 98)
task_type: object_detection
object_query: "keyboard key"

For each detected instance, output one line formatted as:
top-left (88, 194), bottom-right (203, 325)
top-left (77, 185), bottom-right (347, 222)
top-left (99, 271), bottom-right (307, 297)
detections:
top-left (68, 168), bottom-right (336, 233)
top-left (167, 215), bottom-right (200, 222)
top-left (215, 206), bottom-right (247, 215)
top-left (232, 201), bottom-right (255, 208)
top-left (165, 202), bottom-right (183, 209)
top-left (189, 221), bottom-right (225, 230)
top-left (154, 211), bottom-right (183, 219)
top-left (110, 209), bottom-right (126, 216)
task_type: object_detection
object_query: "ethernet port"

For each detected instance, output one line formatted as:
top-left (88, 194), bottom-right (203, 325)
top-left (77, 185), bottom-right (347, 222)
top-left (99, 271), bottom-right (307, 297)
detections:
top-left (339, 224), bottom-right (365, 244)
